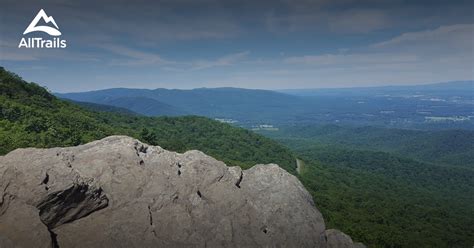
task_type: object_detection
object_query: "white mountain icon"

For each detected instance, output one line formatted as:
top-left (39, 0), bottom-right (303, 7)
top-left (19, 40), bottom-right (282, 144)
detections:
top-left (23, 9), bottom-right (61, 36)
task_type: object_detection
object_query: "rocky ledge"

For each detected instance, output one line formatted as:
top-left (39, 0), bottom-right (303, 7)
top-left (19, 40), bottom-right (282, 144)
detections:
top-left (0, 136), bottom-right (363, 247)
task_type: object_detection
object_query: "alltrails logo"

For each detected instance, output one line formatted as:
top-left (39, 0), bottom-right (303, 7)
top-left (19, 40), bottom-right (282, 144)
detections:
top-left (18, 9), bottom-right (67, 48)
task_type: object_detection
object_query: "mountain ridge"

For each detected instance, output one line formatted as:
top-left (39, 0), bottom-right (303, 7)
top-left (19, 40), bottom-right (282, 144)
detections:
top-left (55, 80), bottom-right (474, 129)
top-left (56, 86), bottom-right (306, 121)
top-left (54, 80), bottom-right (474, 94)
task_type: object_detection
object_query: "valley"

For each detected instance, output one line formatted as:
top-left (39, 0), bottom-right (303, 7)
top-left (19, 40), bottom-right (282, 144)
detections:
top-left (1, 67), bottom-right (473, 247)
top-left (57, 81), bottom-right (474, 130)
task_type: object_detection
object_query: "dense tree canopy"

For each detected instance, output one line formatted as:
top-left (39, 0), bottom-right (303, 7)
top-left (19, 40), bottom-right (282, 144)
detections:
top-left (259, 125), bottom-right (474, 168)
top-left (272, 139), bottom-right (474, 247)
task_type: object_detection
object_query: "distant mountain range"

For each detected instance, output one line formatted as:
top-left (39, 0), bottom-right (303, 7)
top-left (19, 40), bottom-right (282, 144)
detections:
top-left (56, 81), bottom-right (474, 129)
top-left (56, 87), bottom-right (308, 124)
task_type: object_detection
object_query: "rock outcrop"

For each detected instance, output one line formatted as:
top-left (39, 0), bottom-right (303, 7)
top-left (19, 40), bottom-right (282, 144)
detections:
top-left (0, 136), bottom-right (361, 247)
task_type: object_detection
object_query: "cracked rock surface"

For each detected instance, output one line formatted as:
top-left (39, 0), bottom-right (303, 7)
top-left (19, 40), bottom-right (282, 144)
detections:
top-left (0, 136), bottom-right (358, 247)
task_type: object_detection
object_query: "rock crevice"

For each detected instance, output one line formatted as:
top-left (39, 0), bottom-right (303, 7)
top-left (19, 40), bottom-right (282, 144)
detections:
top-left (36, 183), bottom-right (109, 229)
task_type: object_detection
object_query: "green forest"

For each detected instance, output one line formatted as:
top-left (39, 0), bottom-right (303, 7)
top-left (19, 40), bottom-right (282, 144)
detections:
top-left (258, 127), bottom-right (474, 247)
top-left (259, 125), bottom-right (474, 168)
top-left (296, 146), bottom-right (473, 247)
top-left (1, 67), bottom-right (473, 247)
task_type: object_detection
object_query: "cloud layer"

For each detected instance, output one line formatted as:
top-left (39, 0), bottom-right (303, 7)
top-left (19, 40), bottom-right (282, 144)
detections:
top-left (0, 0), bottom-right (472, 91)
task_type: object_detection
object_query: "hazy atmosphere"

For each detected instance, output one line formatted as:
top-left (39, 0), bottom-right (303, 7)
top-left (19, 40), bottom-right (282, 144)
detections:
top-left (1, 0), bottom-right (473, 92)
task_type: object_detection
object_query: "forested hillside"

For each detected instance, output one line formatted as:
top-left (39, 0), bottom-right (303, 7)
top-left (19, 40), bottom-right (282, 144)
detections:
top-left (66, 99), bottom-right (139, 115)
top-left (0, 67), bottom-right (296, 172)
top-left (295, 145), bottom-right (474, 247)
top-left (257, 125), bottom-right (474, 247)
top-left (259, 125), bottom-right (474, 168)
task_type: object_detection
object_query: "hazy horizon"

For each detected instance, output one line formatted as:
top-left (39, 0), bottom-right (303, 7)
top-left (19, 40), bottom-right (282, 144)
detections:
top-left (47, 79), bottom-right (473, 94)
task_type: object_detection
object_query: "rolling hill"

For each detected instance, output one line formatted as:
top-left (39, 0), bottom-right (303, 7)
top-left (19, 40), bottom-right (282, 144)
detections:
top-left (57, 82), bottom-right (474, 130)
top-left (65, 99), bottom-right (139, 115)
top-left (295, 145), bottom-right (474, 248)
top-left (258, 125), bottom-right (474, 168)
top-left (105, 96), bottom-right (187, 116)
top-left (56, 87), bottom-right (309, 124)
top-left (257, 124), bottom-right (474, 247)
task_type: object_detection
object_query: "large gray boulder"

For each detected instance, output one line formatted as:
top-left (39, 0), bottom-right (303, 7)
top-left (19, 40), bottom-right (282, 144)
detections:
top-left (0, 136), bottom-right (359, 247)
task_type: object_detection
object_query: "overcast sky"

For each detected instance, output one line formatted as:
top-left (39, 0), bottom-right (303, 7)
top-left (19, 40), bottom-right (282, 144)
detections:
top-left (0, 0), bottom-right (473, 92)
